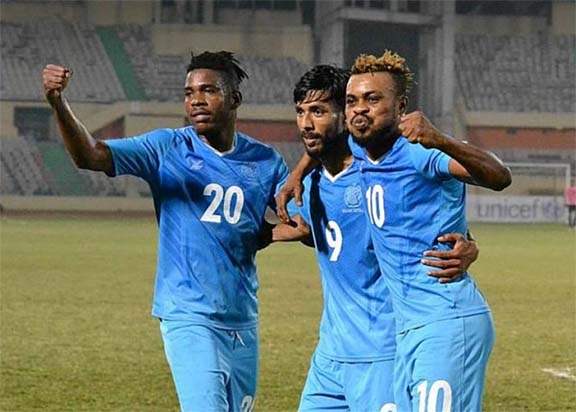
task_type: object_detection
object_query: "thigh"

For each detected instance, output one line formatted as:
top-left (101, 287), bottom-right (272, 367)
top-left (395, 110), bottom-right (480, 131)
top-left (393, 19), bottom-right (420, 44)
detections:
top-left (160, 321), bottom-right (228, 412)
top-left (298, 352), bottom-right (349, 412)
top-left (395, 314), bottom-right (495, 412)
top-left (342, 359), bottom-right (396, 412)
top-left (228, 327), bottom-right (259, 412)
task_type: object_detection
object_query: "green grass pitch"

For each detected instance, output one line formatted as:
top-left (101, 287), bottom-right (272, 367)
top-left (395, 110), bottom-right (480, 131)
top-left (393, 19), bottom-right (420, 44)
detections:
top-left (1, 216), bottom-right (575, 411)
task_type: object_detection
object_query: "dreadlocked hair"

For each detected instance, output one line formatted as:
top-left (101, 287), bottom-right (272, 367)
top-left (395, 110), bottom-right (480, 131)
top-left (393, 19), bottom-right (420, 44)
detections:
top-left (351, 50), bottom-right (414, 97)
top-left (293, 65), bottom-right (350, 112)
top-left (187, 51), bottom-right (248, 92)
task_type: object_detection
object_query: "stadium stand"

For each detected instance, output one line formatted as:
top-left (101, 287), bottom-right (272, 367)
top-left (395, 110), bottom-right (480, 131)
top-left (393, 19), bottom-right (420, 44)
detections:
top-left (0, 138), bottom-right (54, 195)
top-left (1, 20), bottom-right (125, 102)
top-left (269, 141), bottom-right (305, 170)
top-left (78, 167), bottom-right (150, 197)
top-left (2, 19), bottom-right (573, 200)
top-left (455, 33), bottom-right (575, 113)
top-left (0, 137), bottom-right (149, 197)
top-left (114, 25), bottom-right (308, 104)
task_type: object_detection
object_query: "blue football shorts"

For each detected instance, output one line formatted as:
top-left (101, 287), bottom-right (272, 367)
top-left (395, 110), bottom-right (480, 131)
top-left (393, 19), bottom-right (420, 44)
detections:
top-left (299, 350), bottom-right (396, 412)
top-left (394, 312), bottom-right (495, 412)
top-left (159, 320), bottom-right (258, 412)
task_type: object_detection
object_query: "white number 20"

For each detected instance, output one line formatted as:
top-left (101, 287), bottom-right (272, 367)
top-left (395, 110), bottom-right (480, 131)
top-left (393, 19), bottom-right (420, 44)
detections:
top-left (241, 395), bottom-right (255, 412)
top-left (201, 183), bottom-right (244, 224)
top-left (325, 220), bottom-right (342, 262)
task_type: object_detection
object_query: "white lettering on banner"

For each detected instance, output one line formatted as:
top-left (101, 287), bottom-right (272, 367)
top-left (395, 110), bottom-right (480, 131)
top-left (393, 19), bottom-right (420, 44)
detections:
top-left (467, 195), bottom-right (566, 223)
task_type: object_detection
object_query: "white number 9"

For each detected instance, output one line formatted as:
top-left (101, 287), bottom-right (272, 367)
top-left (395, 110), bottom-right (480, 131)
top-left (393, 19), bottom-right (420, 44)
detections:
top-left (325, 220), bottom-right (342, 262)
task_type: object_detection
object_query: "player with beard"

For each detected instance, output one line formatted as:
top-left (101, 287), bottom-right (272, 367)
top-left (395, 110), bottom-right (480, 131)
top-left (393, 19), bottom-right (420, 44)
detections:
top-left (273, 65), bottom-right (481, 412)
top-left (344, 51), bottom-right (511, 412)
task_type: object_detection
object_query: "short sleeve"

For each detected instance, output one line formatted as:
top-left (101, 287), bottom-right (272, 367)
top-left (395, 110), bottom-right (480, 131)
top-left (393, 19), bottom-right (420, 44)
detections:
top-left (294, 174), bottom-right (312, 225)
top-left (408, 143), bottom-right (452, 180)
top-left (272, 155), bottom-right (290, 202)
top-left (104, 128), bottom-right (175, 182)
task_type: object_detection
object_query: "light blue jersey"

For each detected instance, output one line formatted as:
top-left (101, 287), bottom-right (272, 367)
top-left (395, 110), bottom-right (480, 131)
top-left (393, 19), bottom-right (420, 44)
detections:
top-left (298, 162), bottom-right (396, 362)
top-left (350, 136), bottom-right (490, 333)
top-left (106, 127), bottom-right (289, 329)
top-left (350, 135), bottom-right (494, 412)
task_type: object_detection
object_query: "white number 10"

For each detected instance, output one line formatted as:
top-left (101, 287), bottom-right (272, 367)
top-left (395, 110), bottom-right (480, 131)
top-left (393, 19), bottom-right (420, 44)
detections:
top-left (325, 220), bottom-right (342, 262)
top-left (417, 380), bottom-right (452, 412)
top-left (366, 185), bottom-right (385, 228)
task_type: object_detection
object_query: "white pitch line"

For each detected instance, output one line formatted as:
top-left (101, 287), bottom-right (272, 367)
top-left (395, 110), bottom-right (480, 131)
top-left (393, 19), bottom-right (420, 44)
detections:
top-left (542, 367), bottom-right (576, 381)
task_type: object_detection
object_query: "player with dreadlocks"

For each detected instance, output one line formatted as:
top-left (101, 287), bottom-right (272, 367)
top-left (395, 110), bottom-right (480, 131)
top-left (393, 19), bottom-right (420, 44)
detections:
top-left (345, 50), bottom-right (511, 412)
top-left (42, 51), bottom-right (289, 412)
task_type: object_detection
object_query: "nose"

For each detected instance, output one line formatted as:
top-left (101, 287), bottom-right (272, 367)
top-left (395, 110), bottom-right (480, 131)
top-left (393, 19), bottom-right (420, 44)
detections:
top-left (304, 114), bottom-right (314, 131)
top-left (300, 113), bottom-right (314, 131)
top-left (352, 100), bottom-right (369, 115)
top-left (189, 91), bottom-right (206, 106)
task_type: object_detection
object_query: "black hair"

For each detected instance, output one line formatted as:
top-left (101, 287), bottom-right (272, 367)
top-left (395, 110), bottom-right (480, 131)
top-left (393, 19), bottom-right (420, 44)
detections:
top-left (187, 51), bottom-right (248, 92)
top-left (293, 65), bottom-right (350, 111)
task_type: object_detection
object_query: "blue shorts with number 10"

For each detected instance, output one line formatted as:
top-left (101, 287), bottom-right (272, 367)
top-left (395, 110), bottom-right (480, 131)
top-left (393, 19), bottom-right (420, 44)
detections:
top-left (394, 313), bottom-right (495, 412)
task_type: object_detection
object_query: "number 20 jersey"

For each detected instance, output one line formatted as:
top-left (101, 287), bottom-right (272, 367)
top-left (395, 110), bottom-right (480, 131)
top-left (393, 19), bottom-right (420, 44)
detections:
top-left (350, 136), bottom-right (490, 333)
top-left (298, 163), bottom-right (396, 362)
top-left (105, 127), bottom-right (289, 329)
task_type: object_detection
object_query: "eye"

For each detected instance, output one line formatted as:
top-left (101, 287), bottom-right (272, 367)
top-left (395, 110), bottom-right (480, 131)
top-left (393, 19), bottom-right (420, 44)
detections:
top-left (368, 95), bottom-right (380, 104)
top-left (345, 97), bottom-right (356, 106)
top-left (295, 108), bottom-right (304, 116)
top-left (313, 108), bottom-right (325, 117)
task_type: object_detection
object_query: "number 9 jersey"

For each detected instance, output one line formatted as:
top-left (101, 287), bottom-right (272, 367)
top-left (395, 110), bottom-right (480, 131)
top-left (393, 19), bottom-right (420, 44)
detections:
top-left (105, 126), bottom-right (289, 329)
top-left (297, 163), bottom-right (396, 362)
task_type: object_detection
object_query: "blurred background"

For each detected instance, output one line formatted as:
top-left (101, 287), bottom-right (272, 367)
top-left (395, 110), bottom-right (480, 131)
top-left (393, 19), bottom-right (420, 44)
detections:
top-left (0, 0), bottom-right (574, 224)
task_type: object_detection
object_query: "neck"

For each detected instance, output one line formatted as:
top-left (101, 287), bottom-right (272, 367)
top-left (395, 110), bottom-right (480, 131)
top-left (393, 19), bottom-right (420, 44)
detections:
top-left (200, 130), bottom-right (235, 152)
top-left (199, 116), bottom-right (236, 152)
top-left (365, 131), bottom-right (400, 161)
top-left (321, 140), bottom-right (353, 176)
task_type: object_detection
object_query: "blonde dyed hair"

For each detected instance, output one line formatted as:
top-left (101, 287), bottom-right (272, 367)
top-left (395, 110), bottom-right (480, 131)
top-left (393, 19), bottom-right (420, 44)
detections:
top-left (351, 50), bottom-right (414, 96)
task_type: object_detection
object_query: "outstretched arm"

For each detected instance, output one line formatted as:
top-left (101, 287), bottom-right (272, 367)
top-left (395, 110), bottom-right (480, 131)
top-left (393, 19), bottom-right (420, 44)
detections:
top-left (43, 64), bottom-right (114, 174)
top-left (272, 215), bottom-right (314, 247)
top-left (399, 111), bottom-right (511, 191)
top-left (275, 153), bottom-right (319, 223)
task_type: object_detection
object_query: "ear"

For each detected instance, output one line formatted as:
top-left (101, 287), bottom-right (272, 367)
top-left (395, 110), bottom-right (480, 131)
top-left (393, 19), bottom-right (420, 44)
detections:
top-left (231, 90), bottom-right (242, 110)
top-left (398, 95), bottom-right (408, 116)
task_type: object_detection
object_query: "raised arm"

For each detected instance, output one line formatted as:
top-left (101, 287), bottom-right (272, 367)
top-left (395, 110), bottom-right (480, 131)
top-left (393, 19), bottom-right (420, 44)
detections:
top-left (275, 152), bottom-right (319, 223)
top-left (399, 111), bottom-right (511, 191)
top-left (43, 64), bottom-right (114, 174)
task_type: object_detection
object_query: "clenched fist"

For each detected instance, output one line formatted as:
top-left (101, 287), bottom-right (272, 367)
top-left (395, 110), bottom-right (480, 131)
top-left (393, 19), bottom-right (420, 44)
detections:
top-left (398, 111), bottom-right (446, 149)
top-left (42, 64), bottom-right (72, 104)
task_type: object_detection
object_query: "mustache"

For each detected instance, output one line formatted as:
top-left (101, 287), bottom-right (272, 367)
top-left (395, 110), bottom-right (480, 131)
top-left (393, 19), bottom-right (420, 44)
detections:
top-left (300, 131), bottom-right (322, 140)
top-left (350, 114), bottom-right (371, 123)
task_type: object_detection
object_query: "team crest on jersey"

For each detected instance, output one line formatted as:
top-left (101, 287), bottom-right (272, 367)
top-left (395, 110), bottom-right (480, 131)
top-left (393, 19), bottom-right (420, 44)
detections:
top-left (189, 159), bottom-right (204, 170)
top-left (240, 164), bottom-right (258, 179)
top-left (344, 184), bottom-right (362, 210)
